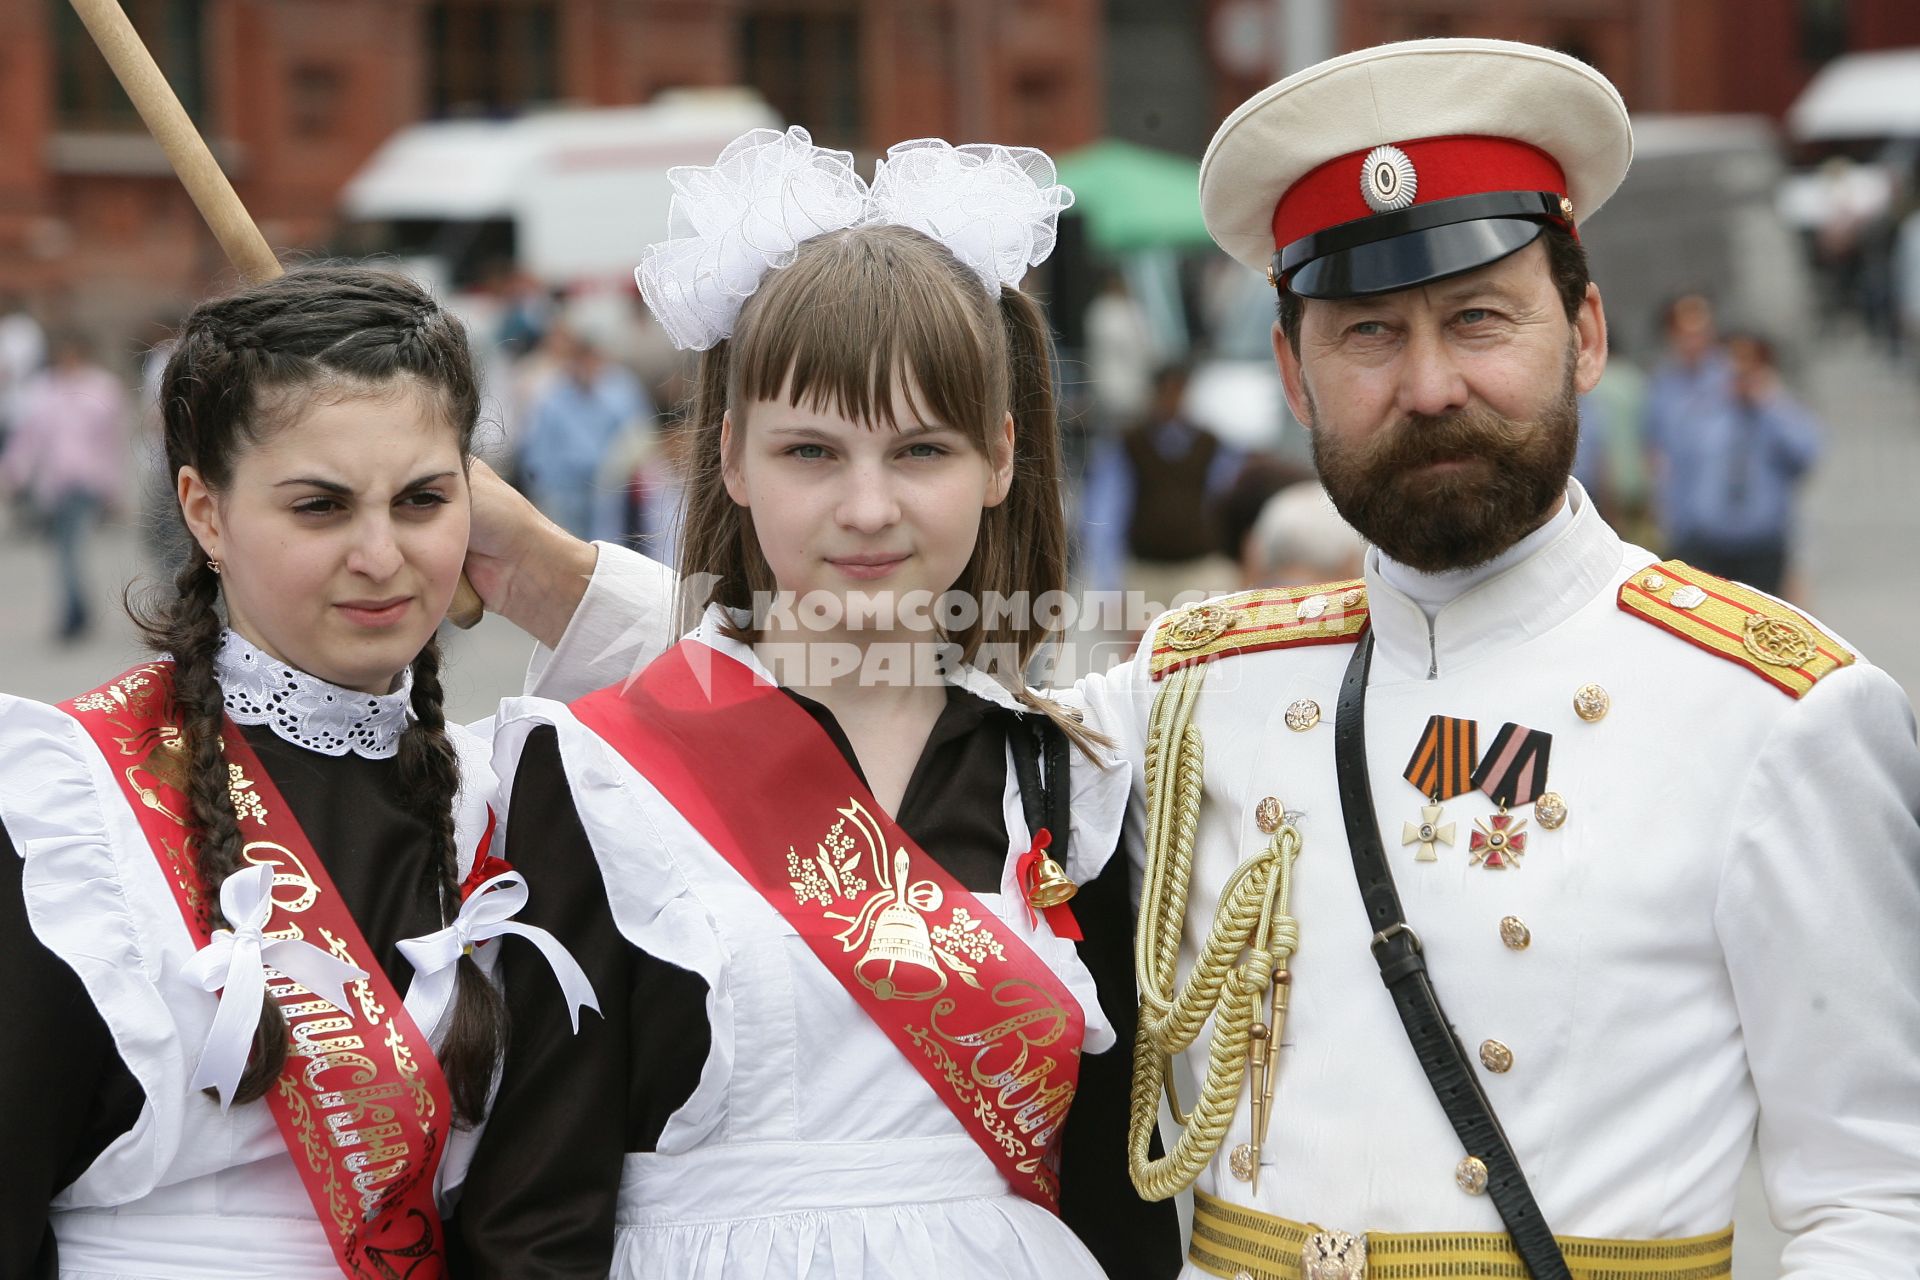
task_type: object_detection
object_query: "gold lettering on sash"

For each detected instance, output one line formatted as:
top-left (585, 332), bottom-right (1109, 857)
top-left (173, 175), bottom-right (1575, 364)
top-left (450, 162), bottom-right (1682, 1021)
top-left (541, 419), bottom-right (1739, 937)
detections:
top-left (318, 1082), bottom-right (406, 1133)
top-left (321, 927), bottom-right (389, 1024)
top-left (931, 980), bottom-right (1077, 1147)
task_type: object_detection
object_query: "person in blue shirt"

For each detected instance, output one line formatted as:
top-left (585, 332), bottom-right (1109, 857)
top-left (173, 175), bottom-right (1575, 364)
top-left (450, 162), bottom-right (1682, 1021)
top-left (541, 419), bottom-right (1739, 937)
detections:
top-left (518, 329), bottom-right (652, 541)
top-left (1654, 330), bottom-right (1822, 595)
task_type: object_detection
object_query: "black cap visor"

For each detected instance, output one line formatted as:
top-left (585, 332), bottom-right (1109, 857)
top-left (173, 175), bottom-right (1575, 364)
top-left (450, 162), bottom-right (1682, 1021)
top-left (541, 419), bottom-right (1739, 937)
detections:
top-left (1276, 190), bottom-right (1569, 300)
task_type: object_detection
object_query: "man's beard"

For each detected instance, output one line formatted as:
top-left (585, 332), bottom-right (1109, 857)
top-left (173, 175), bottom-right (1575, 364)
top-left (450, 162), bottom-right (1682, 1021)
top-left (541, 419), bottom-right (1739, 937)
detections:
top-left (1307, 352), bottom-right (1579, 573)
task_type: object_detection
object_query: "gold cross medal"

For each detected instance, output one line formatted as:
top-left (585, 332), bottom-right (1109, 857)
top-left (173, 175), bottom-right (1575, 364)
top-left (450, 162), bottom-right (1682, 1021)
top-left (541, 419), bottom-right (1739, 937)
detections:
top-left (1404, 804), bottom-right (1455, 862)
top-left (1400, 715), bottom-right (1477, 863)
top-left (1466, 721), bottom-right (1553, 870)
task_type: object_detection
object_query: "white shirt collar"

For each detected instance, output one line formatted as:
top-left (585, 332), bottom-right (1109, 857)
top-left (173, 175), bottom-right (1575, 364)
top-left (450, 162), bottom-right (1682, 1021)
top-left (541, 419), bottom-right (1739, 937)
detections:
top-left (1375, 495), bottom-right (1576, 621)
top-left (1364, 481), bottom-right (1634, 681)
top-left (214, 630), bottom-right (414, 759)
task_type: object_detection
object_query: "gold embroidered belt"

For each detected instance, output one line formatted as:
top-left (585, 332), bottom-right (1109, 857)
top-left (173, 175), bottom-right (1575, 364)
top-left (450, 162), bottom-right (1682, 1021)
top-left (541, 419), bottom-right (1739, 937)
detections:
top-left (1190, 1190), bottom-right (1734, 1280)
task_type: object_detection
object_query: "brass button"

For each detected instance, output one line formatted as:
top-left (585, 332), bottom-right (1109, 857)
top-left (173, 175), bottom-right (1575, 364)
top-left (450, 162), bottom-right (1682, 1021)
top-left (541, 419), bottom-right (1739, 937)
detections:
top-left (1229, 1142), bottom-right (1256, 1181)
top-left (1340, 588), bottom-right (1364, 608)
top-left (1534, 791), bottom-right (1567, 829)
top-left (1479, 1039), bottom-right (1513, 1073)
top-left (1455, 1155), bottom-right (1489, 1195)
top-left (1500, 916), bottom-right (1531, 950)
top-left (1284, 698), bottom-right (1321, 732)
top-left (1255, 796), bottom-right (1284, 834)
top-left (1572, 682), bottom-right (1610, 722)
top-left (1642, 571), bottom-right (1667, 591)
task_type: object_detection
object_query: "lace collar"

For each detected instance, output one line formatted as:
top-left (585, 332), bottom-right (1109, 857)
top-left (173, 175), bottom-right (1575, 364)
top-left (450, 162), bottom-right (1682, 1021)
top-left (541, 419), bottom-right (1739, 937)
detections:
top-left (214, 630), bottom-right (414, 759)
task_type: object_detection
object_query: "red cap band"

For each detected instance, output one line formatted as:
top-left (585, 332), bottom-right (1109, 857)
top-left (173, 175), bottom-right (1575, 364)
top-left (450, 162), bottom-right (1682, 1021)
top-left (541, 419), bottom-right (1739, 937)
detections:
top-left (1271, 135), bottom-right (1570, 252)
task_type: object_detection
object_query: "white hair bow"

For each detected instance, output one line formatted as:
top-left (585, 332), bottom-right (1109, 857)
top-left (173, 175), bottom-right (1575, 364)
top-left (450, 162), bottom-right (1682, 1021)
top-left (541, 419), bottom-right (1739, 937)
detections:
top-left (636, 126), bottom-right (1075, 352)
top-left (180, 863), bottom-right (369, 1110)
top-left (396, 870), bottom-right (599, 1042)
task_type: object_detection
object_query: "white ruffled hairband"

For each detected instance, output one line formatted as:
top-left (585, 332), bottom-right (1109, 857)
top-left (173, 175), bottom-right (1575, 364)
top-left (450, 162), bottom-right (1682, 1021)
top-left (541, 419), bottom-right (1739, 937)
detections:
top-left (636, 126), bottom-right (1075, 353)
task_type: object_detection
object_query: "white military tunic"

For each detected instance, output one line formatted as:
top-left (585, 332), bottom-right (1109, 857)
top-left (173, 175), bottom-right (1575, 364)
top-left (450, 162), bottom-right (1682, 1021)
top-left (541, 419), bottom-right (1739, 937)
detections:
top-left (1071, 483), bottom-right (1920, 1276)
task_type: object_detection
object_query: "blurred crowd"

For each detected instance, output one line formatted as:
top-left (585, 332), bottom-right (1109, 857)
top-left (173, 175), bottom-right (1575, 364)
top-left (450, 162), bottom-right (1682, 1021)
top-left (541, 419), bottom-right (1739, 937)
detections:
top-left (0, 257), bottom-right (1838, 648)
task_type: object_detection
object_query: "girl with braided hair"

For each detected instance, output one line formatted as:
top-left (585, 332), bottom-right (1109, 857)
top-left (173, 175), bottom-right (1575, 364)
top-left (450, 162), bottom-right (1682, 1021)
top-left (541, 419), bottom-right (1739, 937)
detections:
top-left (0, 266), bottom-right (592, 1279)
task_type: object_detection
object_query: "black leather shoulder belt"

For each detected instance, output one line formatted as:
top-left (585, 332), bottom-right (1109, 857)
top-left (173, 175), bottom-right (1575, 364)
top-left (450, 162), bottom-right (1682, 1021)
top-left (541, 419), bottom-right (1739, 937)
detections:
top-left (1334, 633), bottom-right (1571, 1280)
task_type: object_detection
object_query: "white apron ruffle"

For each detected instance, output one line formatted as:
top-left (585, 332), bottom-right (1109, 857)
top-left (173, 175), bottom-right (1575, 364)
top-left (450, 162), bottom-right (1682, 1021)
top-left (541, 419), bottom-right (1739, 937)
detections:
top-left (611, 1135), bottom-right (1102, 1279)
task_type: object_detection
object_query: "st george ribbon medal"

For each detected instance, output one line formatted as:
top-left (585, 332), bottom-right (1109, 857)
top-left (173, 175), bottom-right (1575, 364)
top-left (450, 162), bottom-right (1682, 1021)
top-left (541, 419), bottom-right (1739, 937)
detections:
top-left (1400, 714), bottom-right (1477, 862)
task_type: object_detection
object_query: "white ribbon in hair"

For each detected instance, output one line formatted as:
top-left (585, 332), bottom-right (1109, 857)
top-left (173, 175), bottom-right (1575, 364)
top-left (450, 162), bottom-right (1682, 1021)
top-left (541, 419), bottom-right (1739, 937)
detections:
top-left (396, 871), bottom-right (599, 1040)
top-left (636, 125), bottom-right (1075, 352)
top-left (180, 863), bottom-right (369, 1110)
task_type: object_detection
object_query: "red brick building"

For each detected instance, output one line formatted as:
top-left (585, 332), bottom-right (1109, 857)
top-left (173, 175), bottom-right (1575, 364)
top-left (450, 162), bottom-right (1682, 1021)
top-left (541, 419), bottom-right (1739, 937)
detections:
top-left (0, 0), bottom-right (1100, 333)
top-left (1200, 0), bottom-right (1920, 141)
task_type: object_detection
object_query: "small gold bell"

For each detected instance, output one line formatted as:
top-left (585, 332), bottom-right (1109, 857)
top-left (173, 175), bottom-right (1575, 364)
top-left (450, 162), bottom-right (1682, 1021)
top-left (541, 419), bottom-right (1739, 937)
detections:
top-left (1026, 854), bottom-right (1078, 908)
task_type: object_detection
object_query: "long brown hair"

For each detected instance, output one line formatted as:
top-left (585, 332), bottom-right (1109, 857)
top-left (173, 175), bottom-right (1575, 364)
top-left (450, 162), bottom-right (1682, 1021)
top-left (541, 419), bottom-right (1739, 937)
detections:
top-left (674, 223), bottom-right (1099, 749)
top-left (134, 266), bottom-right (504, 1127)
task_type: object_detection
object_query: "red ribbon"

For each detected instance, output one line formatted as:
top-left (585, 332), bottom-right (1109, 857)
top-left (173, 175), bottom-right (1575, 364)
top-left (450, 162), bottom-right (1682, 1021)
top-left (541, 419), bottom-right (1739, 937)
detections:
top-left (1016, 829), bottom-right (1083, 941)
top-left (458, 806), bottom-right (514, 904)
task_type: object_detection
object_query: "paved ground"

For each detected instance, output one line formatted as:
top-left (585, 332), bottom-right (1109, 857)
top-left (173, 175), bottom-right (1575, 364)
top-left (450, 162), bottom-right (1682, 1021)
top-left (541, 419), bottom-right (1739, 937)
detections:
top-left (4, 335), bottom-right (1913, 1271)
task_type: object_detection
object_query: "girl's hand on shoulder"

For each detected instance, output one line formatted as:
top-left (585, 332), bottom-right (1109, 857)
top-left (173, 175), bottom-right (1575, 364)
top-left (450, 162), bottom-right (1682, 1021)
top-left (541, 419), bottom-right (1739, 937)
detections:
top-left (463, 458), bottom-right (599, 649)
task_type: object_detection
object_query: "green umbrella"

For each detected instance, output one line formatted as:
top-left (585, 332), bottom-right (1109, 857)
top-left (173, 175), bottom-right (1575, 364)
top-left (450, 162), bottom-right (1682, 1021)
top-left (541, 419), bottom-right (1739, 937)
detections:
top-left (1055, 139), bottom-right (1212, 254)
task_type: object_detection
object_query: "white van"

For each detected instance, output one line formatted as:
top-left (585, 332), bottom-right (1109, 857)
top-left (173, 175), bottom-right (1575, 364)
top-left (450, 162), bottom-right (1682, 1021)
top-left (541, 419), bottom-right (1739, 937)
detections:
top-left (337, 89), bottom-right (780, 290)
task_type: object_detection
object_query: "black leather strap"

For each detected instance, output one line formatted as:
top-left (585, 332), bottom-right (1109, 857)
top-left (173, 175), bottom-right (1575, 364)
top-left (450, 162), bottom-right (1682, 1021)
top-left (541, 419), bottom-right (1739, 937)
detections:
top-left (1334, 634), bottom-right (1571, 1280)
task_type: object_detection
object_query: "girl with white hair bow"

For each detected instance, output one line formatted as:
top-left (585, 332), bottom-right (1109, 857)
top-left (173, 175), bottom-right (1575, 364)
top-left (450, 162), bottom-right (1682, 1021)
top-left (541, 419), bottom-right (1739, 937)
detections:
top-left (453, 127), bottom-right (1177, 1279)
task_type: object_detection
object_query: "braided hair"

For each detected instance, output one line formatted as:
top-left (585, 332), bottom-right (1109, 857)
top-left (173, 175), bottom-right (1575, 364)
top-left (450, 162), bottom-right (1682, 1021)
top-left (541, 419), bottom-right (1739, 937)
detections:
top-left (134, 266), bottom-right (502, 1125)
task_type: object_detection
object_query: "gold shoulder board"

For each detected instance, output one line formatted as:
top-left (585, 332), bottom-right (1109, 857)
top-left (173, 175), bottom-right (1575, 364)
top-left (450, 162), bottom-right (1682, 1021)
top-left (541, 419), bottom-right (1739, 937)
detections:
top-left (1150, 580), bottom-right (1368, 681)
top-left (1617, 560), bottom-right (1854, 698)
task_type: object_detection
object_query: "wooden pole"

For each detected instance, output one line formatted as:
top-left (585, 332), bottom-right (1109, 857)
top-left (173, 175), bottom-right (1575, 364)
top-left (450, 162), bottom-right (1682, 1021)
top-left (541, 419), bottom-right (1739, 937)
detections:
top-left (67, 0), bottom-right (280, 283)
top-left (66, 0), bottom-right (487, 626)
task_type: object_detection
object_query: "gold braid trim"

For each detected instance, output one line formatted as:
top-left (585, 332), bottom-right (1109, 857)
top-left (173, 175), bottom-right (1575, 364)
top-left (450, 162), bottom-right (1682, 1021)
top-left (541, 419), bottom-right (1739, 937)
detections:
top-left (1129, 661), bottom-right (1303, 1200)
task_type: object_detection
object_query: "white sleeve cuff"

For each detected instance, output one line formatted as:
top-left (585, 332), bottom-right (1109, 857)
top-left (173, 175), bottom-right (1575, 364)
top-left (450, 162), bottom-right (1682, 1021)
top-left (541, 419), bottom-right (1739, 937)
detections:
top-left (524, 543), bottom-right (681, 702)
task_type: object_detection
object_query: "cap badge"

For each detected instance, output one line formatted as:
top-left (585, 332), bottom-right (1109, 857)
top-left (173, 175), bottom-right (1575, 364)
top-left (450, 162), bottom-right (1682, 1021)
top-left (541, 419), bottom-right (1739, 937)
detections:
top-left (1361, 145), bottom-right (1418, 214)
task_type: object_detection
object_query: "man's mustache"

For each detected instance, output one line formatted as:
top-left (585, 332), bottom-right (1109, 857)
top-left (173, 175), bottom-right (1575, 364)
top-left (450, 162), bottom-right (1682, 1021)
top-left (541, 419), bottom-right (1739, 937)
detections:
top-left (1365, 407), bottom-right (1540, 471)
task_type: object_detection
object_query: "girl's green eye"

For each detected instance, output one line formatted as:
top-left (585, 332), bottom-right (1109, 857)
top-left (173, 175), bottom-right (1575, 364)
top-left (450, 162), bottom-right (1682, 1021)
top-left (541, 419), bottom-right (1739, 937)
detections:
top-left (790, 444), bottom-right (828, 460)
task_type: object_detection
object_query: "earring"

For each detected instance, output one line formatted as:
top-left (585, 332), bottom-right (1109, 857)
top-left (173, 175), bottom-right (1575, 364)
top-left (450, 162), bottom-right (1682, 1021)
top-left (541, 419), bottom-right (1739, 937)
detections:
top-left (207, 558), bottom-right (221, 575)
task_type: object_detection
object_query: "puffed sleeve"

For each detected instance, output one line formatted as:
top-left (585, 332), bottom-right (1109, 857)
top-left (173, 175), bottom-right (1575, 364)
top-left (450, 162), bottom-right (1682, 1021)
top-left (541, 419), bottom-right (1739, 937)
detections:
top-left (451, 725), bottom-right (712, 1279)
top-left (452, 726), bottom-right (633, 1277)
top-left (524, 545), bottom-right (680, 702)
top-left (1053, 624), bottom-right (1160, 886)
top-left (1715, 661), bottom-right (1920, 1275)
top-left (0, 818), bottom-right (144, 1279)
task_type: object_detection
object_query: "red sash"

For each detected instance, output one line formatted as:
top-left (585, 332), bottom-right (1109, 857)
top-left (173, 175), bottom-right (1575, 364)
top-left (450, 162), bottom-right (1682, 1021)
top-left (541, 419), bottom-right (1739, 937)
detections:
top-left (570, 641), bottom-right (1087, 1210)
top-left (63, 663), bottom-right (451, 1279)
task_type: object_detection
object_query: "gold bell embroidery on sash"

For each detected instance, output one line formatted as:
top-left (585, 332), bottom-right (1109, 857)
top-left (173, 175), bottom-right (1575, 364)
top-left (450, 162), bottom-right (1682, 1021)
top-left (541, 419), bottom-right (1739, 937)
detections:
top-left (856, 899), bottom-right (948, 1001)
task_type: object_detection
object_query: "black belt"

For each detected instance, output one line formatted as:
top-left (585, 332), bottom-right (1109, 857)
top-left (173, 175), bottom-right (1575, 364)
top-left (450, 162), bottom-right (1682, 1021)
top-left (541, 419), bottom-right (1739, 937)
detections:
top-left (1334, 633), bottom-right (1571, 1280)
